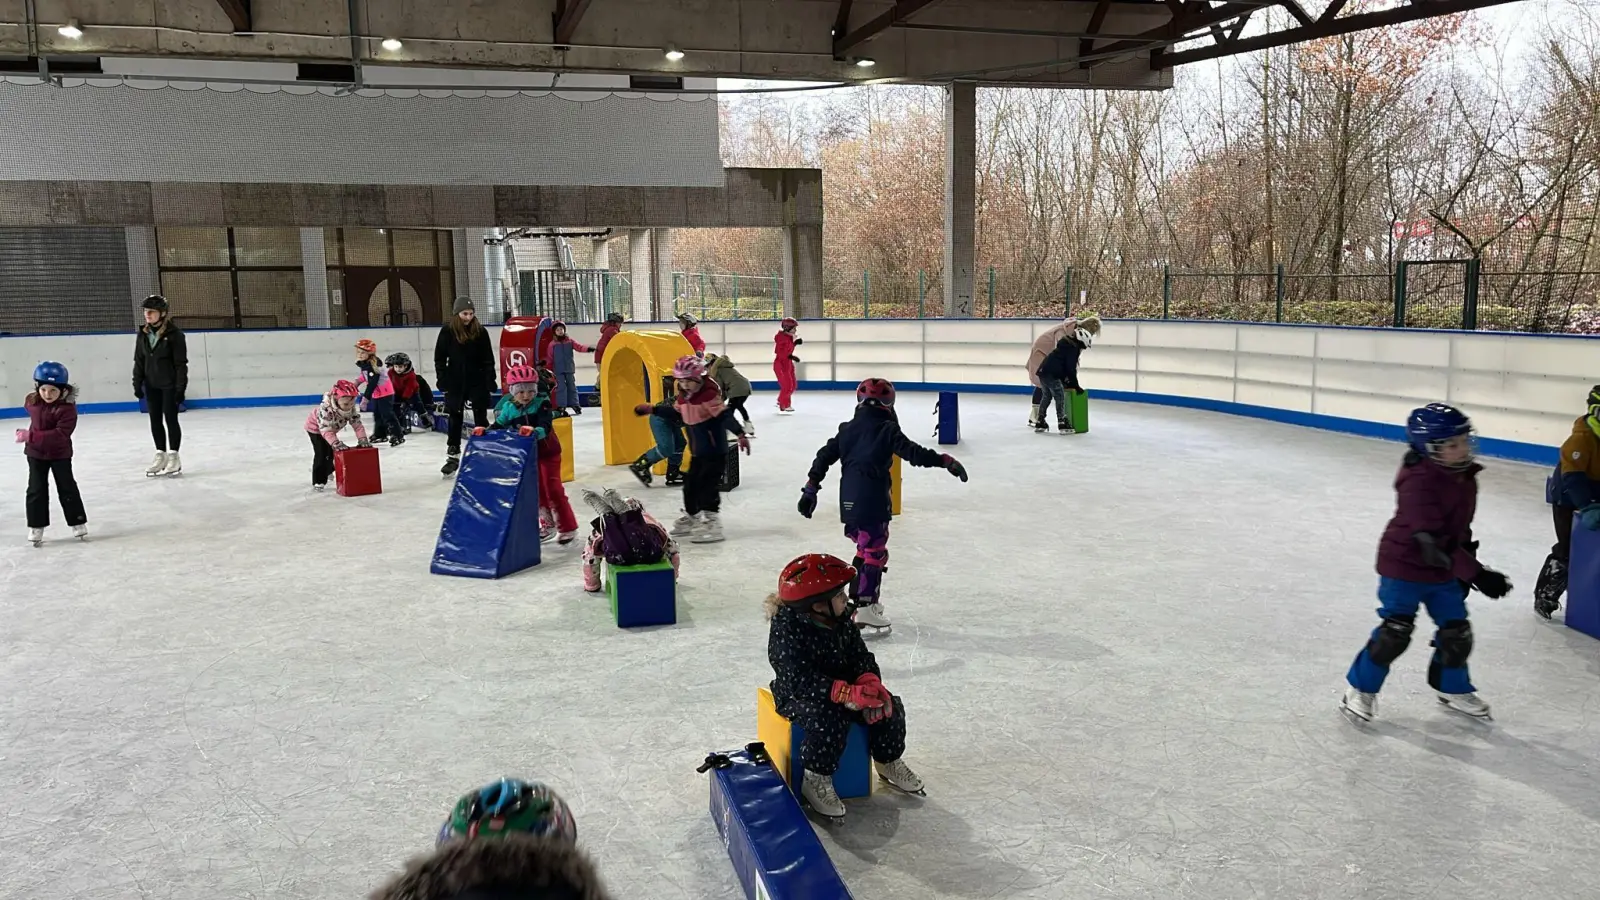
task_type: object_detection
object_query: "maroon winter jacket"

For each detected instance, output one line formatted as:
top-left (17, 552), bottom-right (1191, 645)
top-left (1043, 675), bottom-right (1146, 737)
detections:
top-left (23, 390), bottom-right (78, 460)
top-left (593, 322), bottom-right (621, 367)
top-left (1375, 452), bottom-right (1483, 584)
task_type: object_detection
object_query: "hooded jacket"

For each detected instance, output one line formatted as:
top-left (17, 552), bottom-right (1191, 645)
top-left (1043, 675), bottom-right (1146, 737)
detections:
top-left (593, 323), bottom-right (622, 367)
top-left (1375, 451), bottom-right (1483, 583)
top-left (706, 355), bottom-right (753, 400)
top-left (434, 321), bottom-right (496, 395)
top-left (368, 834), bottom-right (613, 900)
top-left (807, 404), bottom-right (947, 526)
top-left (23, 387), bottom-right (77, 460)
top-left (1037, 335), bottom-right (1084, 387)
top-left (1547, 414), bottom-right (1600, 508)
top-left (303, 394), bottom-right (369, 446)
top-left (768, 601), bottom-right (880, 716)
top-left (1025, 318), bottom-right (1090, 389)
top-left (674, 381), bottom-right (744, 457)
top-left (491, 393), bottom-right (561, 459)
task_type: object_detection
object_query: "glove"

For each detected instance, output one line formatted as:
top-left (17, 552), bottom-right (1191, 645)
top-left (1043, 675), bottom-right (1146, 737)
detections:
top-left (175, 391), bottom-right (184, 407)
top-left (941, 454), bottom-right (968, 482)
top-left (789, 355), bottom-right (801, 363)
top-left (1580, 504), bottom-right (1600, 531)
top-left (798, 483), bottom-right (819, 519)
top-left (472, 427), bottom-right (486, 436)
top-left (793, 337), bottom-right (804, 346)
top-left (737, 434), bottom-right (751, 455)
top-left (133, 385), bottom-right (144, 400)
top-left (332, 440), bottom-right (349, 451)
top-left (634, 403), bottom-right (654, 416)
top-left (15, 428), bottom-right (29, 444)
top-left (830, 679), bottom-right (885, 712)
top-left (1470, 568), bottom-right (1512, 599)
top-left (518, 426), bottom-right (534, 437)
top-left (853, 673), bottom-right (895, 719)
top-left (357, 439), bottom-right (372, 449)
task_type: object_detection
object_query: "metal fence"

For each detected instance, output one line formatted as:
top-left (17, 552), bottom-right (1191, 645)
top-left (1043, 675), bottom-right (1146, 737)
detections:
top-left (517, 269), bottom-right (630, 322)
top-left (672, 271), bottom-right (786, 321)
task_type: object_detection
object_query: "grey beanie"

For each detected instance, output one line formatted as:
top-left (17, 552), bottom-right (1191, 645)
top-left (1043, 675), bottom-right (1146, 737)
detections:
top-left (453, 296), bottom-right (476, 315)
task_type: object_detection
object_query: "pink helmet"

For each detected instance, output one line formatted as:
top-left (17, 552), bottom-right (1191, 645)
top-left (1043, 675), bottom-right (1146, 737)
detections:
top-left (856, 377), bottom-right (895, 407)
top-left (506, 364), bottom-right (538, 389)
top-left (672, 355), bottom-right (707, 380)
top-left (780, 317), bottom-right (798, 331)
top-left (331, 379), bottom-right (360, 399)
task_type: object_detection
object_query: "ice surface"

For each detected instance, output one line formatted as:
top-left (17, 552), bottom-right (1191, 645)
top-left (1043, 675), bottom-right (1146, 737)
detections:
top-left (2, 392), bottom-right (1598, 900)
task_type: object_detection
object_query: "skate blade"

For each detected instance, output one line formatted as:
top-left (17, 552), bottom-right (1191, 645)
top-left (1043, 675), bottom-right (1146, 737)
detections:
top-left (1436, 697), bottom-right (1492, 721)
top-left (876, 775), bottom-right (926, 797)
top-left (1338, 701), bottom-right (1373, 724)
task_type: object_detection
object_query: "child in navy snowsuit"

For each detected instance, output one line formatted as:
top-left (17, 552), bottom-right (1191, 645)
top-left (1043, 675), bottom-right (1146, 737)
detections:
top-left (548, 322), bottom-right (592, 414)
top-left (797, 378), bottom-right (968, 633)
top-left (1036, 326), bottom-right (1090, 434)
top-left (1341, 403), bottom-right (1511, 723)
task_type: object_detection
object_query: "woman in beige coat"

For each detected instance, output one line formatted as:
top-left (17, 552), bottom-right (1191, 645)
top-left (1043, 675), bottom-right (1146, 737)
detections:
top-left (1025, 314), bottom-right (1099, 429)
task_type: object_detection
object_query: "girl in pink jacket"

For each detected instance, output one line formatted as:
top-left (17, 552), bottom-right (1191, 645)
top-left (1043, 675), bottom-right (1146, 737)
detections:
top-left (303, 380), bottom-right (371, 492)
top-left (355, 338), bottom-right (403, 445)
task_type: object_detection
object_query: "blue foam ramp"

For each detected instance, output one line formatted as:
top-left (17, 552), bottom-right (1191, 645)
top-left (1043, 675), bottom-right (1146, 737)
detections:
top-left (936, 390), bottom-right (959, 445)
top-left (431, 431), bottom-right (542, 579)
top-left (706, 746), bottom-right (854, 900)
top-left (1568, 513), bottom-right (1600, 640)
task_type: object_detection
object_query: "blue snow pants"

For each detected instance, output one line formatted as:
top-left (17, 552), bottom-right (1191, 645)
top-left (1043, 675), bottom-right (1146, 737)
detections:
top-left (1347, 576), bottom-right (1475, 695)
top-left (642, 414), bottom-right (685, 468)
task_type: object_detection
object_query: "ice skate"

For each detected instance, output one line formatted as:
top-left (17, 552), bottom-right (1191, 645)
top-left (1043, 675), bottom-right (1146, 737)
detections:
top-left (144, 452), bottom-right (169, 477)
top-left (742, 422), bottom-right (756, 437)
top-left (628, 454), bottom-right (654, 487)
top-left (558, 530), bottom-right (578, 545)
top-left (670, 513), bottom-right (697, 536)
top-left (799, 769), bottom-right (845, 820)
top-left (1437, 691), bottom-right (1492, 720)
top-left (1033, 419), bottom-right (1047, 433)
top-left (1027, 403), bottom-right (1043, 431)
top-left (312, 483), bottom-right (327, 493)
top-left (691, 511), bottom-right (725, 543)
top-left (441, 454), bottom-right (460, 477)
top-left (158, 451), bottom-right (182, 476)
top-left (1533, 555), bottom-right (1566, 619)
top-left (664, 460), bottom-right (684, 486)
top-left (388, 433), bottom-right (405, 447)
top-left (854, 601), bottom-right (892, 634)
top-left (27, 527), bottom-right (43, 548)
top-left (875, 759), bottom-right (925, 796)
top-left (778, 407), bottom-right (795, 415)
top-left (581, 489), bottom-right (614, 521)
top-left (1340, 687), bottom-right (1377, 722)
top-left (1056, 419), bottom-right (1075, 435)
top-left (72, 524), bottom-right (88, 541)
top-left (601, 488), bottom-right (632, 515)
top-left (539, 510), bottom-right (557, 543)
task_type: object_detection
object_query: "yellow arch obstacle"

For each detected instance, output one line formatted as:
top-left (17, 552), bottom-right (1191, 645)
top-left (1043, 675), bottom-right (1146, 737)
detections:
top-left (601, 330), bottom-right (694, 467)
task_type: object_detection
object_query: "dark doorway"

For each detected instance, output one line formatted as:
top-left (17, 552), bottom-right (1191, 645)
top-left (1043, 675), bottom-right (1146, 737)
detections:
top-left (342, 266), bottom-right (443, 327)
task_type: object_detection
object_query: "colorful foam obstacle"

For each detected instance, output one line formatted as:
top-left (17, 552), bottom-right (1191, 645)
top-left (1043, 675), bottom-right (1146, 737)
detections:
top-left (890, 454), bottom-right (902, 517)
top-left (935, 390), bottom-right (959, 445)
top-left (498, 315), bottom-right (554, 383)
top-left (598, 330), bottom-right (694, 466)
top-left (1568, 512), bottom-right (1600, 640)
top-left (756, 687), bottom-right (872, 800)
top-left (1070, 388), bottom-right (1090, 434)
top-left (430, 430), bottom-right (542, 579)
top-left (603, 558), bottom-right (677, 628)
top-left (554, 414), bottom-right (575, 482)
top-left (335, 446), bottom-right (382, 497)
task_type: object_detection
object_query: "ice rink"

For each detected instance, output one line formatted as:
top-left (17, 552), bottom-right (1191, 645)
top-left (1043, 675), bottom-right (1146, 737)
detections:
top-left (3, 391), bottom-right (1598, 900)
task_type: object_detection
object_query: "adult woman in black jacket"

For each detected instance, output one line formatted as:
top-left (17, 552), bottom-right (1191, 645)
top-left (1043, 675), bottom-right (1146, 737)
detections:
top-left (132, 294), bottom-right (189, 477)
top-left (433, 296), bottom-right (496, 475)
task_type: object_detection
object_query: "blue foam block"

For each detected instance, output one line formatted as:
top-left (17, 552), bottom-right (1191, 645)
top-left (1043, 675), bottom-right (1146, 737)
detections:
top-left (431, 431), bottom-right (542, 579)
top-left (936, 390), bottom-right (959, 445)
top-left (792, 718), bottom-right (872, 800)
top-left (609, 560), bottom-right (677, 628)
top-left (707, 747), bottom-right (854, 900)
top-left (1568, 514), bottom-right (1600, 640)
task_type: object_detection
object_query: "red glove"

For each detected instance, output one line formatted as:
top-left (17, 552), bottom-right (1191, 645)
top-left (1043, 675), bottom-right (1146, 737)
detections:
top-left (518, 425), bottom-right (534, 437)
top-left (830, 679), bottom-right (885, 712)
top-left (472, 427), bottom-right (486, 436)
top-left (854, 673), bottom-right (895, 719)
top-left (737, 434), bottom-right (751, 455)
top-left (634, 403), bottom-right (653, 416)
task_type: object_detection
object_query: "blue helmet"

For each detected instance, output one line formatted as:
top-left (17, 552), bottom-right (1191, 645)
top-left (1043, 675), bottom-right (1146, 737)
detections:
top-left (1406, 403), bottom-right (1473, 464)
top-left (32, 361), bottom-right (69, 387)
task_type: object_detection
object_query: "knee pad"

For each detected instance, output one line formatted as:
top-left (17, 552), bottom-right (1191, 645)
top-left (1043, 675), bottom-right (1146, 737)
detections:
top-left (1367, 614), bottom-right (1415, 666)
top-left (1434, 620), bottom-right (1473, 668)
top-left (861, 545), bottom-right (888, 569)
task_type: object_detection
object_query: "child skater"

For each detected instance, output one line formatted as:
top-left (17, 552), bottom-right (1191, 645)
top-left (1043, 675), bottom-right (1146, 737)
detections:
top-left (1035, 323), bottom-right (1092, 434)
top-left (1026, 313), bottom-right (1100, 430)
top-left (354, 339), bottom-right (403, 445)
top-left (370, 777), bottom-right (616, 900)
top-left (670, 355), bottom-right (750, 544)
top-left (676, 312), bottom-right (706, 356)
top-left (1533, 384), bottom-right (1600, 619)
top-left (385, 352), bottom-right (434, 432)
top-left (766, 552), bottom-right (924, 820)
top-left (20, 361), bottom-right (88, 546)
top-left (303, 380), bottom-right (371, 492)
top-left (581, 489), bottom-right (680, 593)
top-left (706, 352), bottom-right (755, 436)
top-left (628, 399), bottom-right (686, 487)
top-left (486, 365), bottom-right (579, 545)
top-left (548, 321), bottom-right (593, 414)
top-left (773, 317), bottom-right (802, 414)
top-left (1341, 403), bottom-right (1512, 723)
top-left (797, 378), bottom-right (968, 634)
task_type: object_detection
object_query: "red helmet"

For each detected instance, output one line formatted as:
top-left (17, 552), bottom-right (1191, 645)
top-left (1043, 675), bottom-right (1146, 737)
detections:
top-left (355, 339), bottom-right (377, 354)
top-left (856, 378), bottom-right (895, 407)
top-left (506, 365), bottom-right (538, 389)
top-left (778, 553), bottom-right (857, 602)
top-left (672, 355), bottom-right (707, 380)
top-left (331, 379), bottom-right (360, 399)
top-left (780, 317), bottom-right (798, 331)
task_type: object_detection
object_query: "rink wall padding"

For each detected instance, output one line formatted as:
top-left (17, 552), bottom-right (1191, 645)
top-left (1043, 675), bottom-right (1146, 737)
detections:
top-left (705, 746), bottom-right (855, 900)
top-left (3, 318), bottom-right (1590, 465)
top-left (431, 431), bottom-right (542, 579)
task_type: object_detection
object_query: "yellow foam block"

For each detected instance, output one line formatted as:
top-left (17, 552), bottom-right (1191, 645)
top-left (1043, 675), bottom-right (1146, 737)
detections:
top-left (890, 454), bottom-right (902, 517)
top-left (599, 330), bottom-right (695, 466)
top-left (554, 415), bottom-right (574, 483)
top-left (756, 687), bottom-right (795, 785)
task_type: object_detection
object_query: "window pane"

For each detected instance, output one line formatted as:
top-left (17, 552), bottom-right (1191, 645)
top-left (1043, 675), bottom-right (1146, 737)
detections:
top-left (157, 227), bottom-right (229, 267)
top-left (342, 227), bottom-right (389, 266)
top-left (237, 270), bottom-right (306, 329)
top-left (159, 271), bottom-right (235, 327)
top-left (392, 229), bottom-right (436, 266)
top-left (232, 227), bottom-right (301, 267)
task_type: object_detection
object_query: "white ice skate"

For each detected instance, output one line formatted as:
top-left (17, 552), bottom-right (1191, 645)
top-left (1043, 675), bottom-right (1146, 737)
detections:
top-left (743, 422), bottom-right (756, 437)
top-left (1340, 687), bottom-right (1377, 722)
top-left (158, 452), bottom-right (182, 477)
top-left (558, 530), bottom-right (578, 545)
top-left (854, 601), bottom-right (891, 634)
top-left (27, 527), bottom-right (43, 547)
top-left (670, 513), bottom-right (697, 536)
top-left (799, 769), bottom-right (845, 820)
top-left (875, 758), bottom-right (925, 796)
top-left (691, 511), bottom-right (725, 543)
top-left (778, 407), bottom-right (796, 415)
top-left (144, 452), bottom-right (169, 477)
top-left (72, 524), bottom-right (88, 541)
top-left (1437, 691), bottom-right (1492, 720)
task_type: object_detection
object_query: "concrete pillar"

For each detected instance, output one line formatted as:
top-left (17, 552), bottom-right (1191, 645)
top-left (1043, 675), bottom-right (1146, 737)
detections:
top-left (485, 228), bottom-right (509, 320)
top-left (628, 228), bottom-right (653, 322)
top-left (782, 225), bottom-right (823, 319)
top-left (124, 227), bottom-right (160, 322)
top-left (943, 82), bottom-right (977, 318)
top-left (592, 238), bottom-right (610, 271)
top-left (300, 228), bottom-right (331, 328)
top-left (652, 228), bottom-right (675, 321)
top-left (466, 228), bottom-right (492, 315)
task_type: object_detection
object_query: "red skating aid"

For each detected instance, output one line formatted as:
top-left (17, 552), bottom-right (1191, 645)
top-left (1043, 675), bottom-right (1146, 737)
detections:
top-left (335, 446), bottom-right (382, 497)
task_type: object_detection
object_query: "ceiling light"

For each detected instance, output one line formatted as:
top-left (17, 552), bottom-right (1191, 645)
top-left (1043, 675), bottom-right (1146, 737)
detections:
top-left (58, 20), bottom-right (83, 40)
top-left (664, 46), bottom-right (685, 62)
top-left (381, 37), bottom-right (403, 51)
top-left (855, 57), bottom-right (876, 68)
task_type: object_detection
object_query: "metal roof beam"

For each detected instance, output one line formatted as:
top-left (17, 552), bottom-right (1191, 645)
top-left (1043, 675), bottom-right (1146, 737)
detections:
top-left (834, 0), bottom-right (945, 58)
top-left (214, 0), bottom-right (251, 34)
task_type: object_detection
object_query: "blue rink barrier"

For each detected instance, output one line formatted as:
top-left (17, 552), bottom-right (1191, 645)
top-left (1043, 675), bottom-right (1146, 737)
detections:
top-left (935, 390), bottom-right (959, 445)
top-left (1568, 513), bottom-right (1600, 640)
top-left (431, 430), bottom-right (542, 579)
top-left (701, 744), bottom-right (854, 900)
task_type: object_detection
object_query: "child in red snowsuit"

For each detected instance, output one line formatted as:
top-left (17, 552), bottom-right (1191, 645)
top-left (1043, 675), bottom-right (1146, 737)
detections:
top-left (773, 317), bottom-right (801, 413)
top-left (677, 312), bottom-right (706, 356)
top-left (486, 365), bottom-right (578, 544)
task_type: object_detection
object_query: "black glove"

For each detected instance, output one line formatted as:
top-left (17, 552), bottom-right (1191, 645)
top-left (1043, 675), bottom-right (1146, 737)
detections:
top-left (940, 454), bottom-right (968, 482)
top-left (1469, 568), bottom-right (1511, 599)
top-left (793, 337), bottom-right (804, 346)
top-left (133, 384), bottom-right (144, 400)
top-left (790, 355), bottom-right (801, 363)
top-left (175, 391), bottom-right (185, 407)
top-left (798, 484), bottom-right (819, 519)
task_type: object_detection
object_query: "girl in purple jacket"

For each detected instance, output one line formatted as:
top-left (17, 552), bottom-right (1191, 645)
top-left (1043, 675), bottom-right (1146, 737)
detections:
top-left (1342, 404), bottom-right (1511, 723)
top-left (19, 361), bottom-right (88, 546)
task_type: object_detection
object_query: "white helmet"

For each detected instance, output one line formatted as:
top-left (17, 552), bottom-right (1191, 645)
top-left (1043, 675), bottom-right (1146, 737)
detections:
top-left (1075, 327), bottom-right (1095, 348)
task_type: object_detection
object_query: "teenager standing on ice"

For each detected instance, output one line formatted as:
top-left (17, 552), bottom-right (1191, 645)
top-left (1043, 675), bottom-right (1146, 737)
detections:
top-left (132, 294), bottom-right (188, 477)
top-left (21, 362), bottom-right (88, 546)
top-left (1341, 403), bottom-right (1512, 723)
top-left (434, 297), bottom-right (496, 477)
top-left (797, 378), bottom-right (968, 634)
top-left (773, 317), bottom-right (801, 414)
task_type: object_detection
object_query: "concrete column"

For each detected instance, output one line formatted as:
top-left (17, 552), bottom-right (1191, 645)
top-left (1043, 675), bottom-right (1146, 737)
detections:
top-left (592, 238), bottom-right (610, 271)
top-left (300, 228), bottom-right (331, 328)
top-left (485, 228), bottom-right (509, 320)
top-left (124, 227), bottom-right (159, 321)
top-left (628, 228), bottom-right (653, 322)
top-left (651, 228), bottom-right (675, 321)
top-left (782, 225), bottom-right (823, 319)
top-left (466, 228), bottom-right (492, 314)
top-left (943, 82), bottom-right (977, 318)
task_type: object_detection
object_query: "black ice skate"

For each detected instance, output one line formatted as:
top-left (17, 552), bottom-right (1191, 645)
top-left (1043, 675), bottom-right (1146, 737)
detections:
top-left (440, 454), bottom-right (460, 477)
top-left (629, 454), bottom-right (654, 487)
top-left (1534, 555), bottom-right (1566, 619)
top-left (664, 459), bottom-right (685, 486)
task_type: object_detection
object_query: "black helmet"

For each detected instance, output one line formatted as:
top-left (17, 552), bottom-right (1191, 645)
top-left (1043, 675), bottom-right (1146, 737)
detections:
top-left (385, 352), bottom-right (412, 369)
top-left (141, 294), bottom-right (169, 313)
top-left (606, 312), bottom-right (625, 325)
